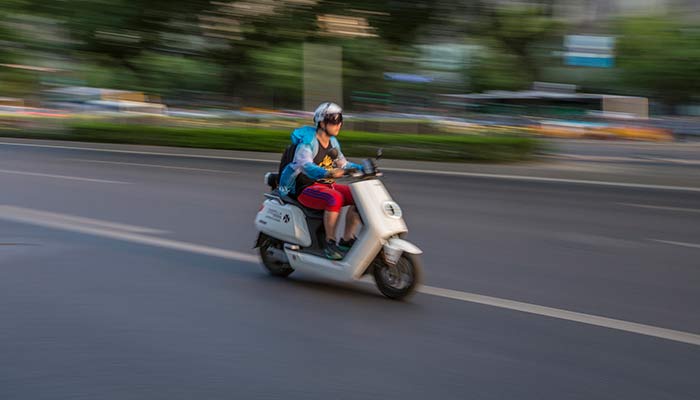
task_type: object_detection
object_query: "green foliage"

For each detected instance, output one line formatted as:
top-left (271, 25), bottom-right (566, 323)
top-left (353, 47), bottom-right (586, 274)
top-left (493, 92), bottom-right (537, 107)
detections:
top-left (80, 61), bottom-right (141, 91)
top-left (353, 0), bottom-right (438, 46)
top-left (35, 0), bottom-right (211, 57)
top-left (78, 53), bottom-right (223, 96)
top-left (0, 68), bottom-right (36, 97)
top-left (249, 43), bottom-right (304, 102)
top-left (0, 0), bottom-right (28, 63)
top-left (468, 44), bottom-right (531, 92)
top-left (341, 38), bottom-right (389, 97)
top-left (616, 16), bottom-right (700, 108)
top-left (468, 5), bottom-right (562, 92)
top-left (487, 6), bottom-right (560, 52)
top-left (0, 24), bottom-right (15, 62)
top-left (134, 53), bottom-right (224, 95)
top-left (3, 120), bottom-right (540, 162)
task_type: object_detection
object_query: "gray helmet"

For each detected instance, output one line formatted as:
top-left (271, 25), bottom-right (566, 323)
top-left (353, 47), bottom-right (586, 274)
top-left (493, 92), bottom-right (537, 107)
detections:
top-left (313, 102), bottom-right (343, 126)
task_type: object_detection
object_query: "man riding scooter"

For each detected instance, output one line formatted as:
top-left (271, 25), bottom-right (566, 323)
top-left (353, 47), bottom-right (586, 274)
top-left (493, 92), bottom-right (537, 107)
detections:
top-left (256, 103), bottom-right (423, 299)
top-left (278, 102), bottom-right (363, 260)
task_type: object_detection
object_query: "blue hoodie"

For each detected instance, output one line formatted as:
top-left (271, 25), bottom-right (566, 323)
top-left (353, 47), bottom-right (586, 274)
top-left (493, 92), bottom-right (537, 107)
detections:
top-left (278, 126), bottom-right (362, 196)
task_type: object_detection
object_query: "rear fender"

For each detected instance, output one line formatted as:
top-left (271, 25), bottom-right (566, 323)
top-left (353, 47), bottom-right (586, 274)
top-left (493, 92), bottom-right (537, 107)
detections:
top-left (254, 232), bottom-right (269, 248)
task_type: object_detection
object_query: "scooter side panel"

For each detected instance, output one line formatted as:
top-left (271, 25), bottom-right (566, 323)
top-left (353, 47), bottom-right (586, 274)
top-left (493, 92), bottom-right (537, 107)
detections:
top-left (255, 200), bottom-right (312, 247)
top-left (351, 180), bottom-right (407, 239)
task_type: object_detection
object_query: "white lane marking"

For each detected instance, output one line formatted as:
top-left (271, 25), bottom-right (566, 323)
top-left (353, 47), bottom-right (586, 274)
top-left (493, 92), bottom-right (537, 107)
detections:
top-left (544, 154), bottom-right (642, 162)
top-left (0, 205), bottom-right (259, 263)
top-left (1, 205), bottom-right (698, 347)
top-left (0, 141), bottom-right (278, 163)
top-left (0, 206), bottom-right (169, 234)
top-left (418, 285), bottom-right (700, 347)
top-left (0, 168), bottom-right (129, 184)
top-left (547, 154), bottom-right (700, 165)
top-left (381, 167), bottom-right (700, 193)
top-left (66, 159), bottom-right (239, 174)
top-left (645, 157), bottom-right (700, 166)
top-left (362, 275), bottom-right (699, 346)
top-left (649, 239), bottom-right (700, 250)
top-left (2, 141), bottom-right (700, 193)
top-left (618, 202), bottom-right (700, 214)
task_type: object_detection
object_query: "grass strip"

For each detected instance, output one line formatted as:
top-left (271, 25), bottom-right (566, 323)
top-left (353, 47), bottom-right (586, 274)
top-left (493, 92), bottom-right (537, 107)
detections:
top-left (1, 121), bottom-right (540, 162)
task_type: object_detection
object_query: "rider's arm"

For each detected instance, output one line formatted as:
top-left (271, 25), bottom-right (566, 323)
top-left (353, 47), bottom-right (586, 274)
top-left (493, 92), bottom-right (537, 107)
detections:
top-left (333, 142), bottom-right (363, 171)
top-left (296, 144), bottom-right (331, 179)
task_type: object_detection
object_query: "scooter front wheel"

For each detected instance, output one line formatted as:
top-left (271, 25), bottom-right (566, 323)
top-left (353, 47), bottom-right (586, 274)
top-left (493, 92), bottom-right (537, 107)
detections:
top-left (372, 253), bottom-right (422, 300)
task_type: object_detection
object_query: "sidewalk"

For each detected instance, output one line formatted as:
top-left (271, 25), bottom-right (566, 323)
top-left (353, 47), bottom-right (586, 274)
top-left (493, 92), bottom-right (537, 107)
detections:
top-left (1, 137), bottom-right (699, 190)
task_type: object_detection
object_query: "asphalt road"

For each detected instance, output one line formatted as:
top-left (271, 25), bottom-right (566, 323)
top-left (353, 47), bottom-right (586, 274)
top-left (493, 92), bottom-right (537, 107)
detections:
top-left (543, 139), bottom-right (700, 165)
top-left (1, 140), bottom-right (699, 400)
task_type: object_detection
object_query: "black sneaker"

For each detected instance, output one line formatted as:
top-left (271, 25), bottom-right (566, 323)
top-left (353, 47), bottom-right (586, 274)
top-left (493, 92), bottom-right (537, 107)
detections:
top-left (337, 237), bottom-right (356, 252)
top-left (324, 240), bottom-right (344, 260)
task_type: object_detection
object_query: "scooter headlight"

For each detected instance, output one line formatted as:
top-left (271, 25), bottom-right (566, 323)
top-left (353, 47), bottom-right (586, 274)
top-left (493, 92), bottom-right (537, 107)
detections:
top-left (382, 201), bottom-right (402, 219)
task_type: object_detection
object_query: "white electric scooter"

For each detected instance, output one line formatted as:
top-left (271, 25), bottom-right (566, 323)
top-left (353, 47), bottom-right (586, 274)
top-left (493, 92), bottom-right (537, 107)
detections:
top-left (254, 151), bottom-right (422, 299)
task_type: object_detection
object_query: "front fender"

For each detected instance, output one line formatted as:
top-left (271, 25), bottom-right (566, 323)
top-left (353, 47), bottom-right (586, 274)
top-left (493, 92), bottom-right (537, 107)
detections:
top-left (385, 238), bottom-right (422, 254)
top-left (382, 238), bottom-right (422, 265)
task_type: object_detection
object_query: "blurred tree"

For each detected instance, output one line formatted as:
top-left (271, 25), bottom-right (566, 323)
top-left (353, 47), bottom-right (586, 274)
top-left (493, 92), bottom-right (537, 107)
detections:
top-left (616, 16), bottom-right (700, 112)
top-left (0, 0), bottom-right (40, 98)
top-left (80, 61), bottom-right (140, 90)
top-left (77, 54), bottom-right (224, 104)
top-left (0, 68), bottom-right (37, 98)
top-left (484, 5), bottom-right (561, 78)
top-left (0, 0), bottom-right (29, 62)
top-left (198, 0), bottom-right (318, 104)
top-left (8, 0), bottom-right (552, 106)
top-left (249, 42), bottom-right (304, 108)
top-left (36, 0), bottom-right (212, 58)
top-left (0, 23), bottom-right (15, 63)
top-left (321, 0), bottom-right (438, 46)
top-left (203, 1), bottom-right (437, 107)
top-left (468, 43), bottom-right (531, 92)
top-left (341, 37), bottom-right (390, 106)
top-left (21, 0), bottom-right (216, 94)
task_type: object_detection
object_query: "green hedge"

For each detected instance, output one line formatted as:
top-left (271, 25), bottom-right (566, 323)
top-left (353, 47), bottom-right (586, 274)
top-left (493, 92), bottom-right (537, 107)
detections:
top-left (3, 121), bottom-right (541, 162)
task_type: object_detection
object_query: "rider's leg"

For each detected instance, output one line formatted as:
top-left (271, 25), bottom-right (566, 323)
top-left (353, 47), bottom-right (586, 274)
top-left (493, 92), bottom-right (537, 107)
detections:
top-left (332, 184), bottom-right (359, 242)
top-left (323, 210), bottom-right (340, 242)
top-left (343, 206), bottom-right (360, 241)
top-left (297, 184), bottom-right (345, 259)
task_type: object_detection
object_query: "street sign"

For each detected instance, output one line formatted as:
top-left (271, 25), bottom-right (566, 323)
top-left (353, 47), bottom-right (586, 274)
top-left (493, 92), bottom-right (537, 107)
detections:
top-left (564, 35), bottom-right (615, 68)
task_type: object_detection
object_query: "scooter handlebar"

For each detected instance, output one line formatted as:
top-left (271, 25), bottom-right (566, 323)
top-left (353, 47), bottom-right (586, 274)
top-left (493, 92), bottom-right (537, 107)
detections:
top-left (342, 164), bottom-right (382, 179)
top-left (315, 158), bottom-right (382, 182)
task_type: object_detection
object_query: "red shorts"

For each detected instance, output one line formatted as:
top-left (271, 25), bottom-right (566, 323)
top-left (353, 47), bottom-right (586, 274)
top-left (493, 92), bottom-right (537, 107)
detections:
top-left (297, 183), bottom-right (354, 212)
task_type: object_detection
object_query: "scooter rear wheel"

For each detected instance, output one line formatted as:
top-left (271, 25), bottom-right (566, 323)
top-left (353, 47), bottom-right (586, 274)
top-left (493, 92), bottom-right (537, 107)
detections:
top-left (373, 253), bottom-right (422, 300)
top-left (259, 238), bottom-right (294, 277)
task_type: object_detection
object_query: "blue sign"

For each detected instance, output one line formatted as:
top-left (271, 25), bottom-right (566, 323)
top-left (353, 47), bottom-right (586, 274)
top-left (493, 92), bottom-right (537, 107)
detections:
top-left (564, 35), bottom-right (615, 68)
top-left (565, 54), bottom-right (614, 68)
top-left (384, 73), bottom-right (433, 83)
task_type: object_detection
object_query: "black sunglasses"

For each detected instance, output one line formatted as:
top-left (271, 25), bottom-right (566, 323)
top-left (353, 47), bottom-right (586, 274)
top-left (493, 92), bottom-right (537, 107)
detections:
top-left (324, 113), bottom-right (343, 125)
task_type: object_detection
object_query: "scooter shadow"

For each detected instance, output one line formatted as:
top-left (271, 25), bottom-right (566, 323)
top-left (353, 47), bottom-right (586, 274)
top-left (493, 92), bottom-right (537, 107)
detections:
top-left (253, 271), bottom-right (419, 304)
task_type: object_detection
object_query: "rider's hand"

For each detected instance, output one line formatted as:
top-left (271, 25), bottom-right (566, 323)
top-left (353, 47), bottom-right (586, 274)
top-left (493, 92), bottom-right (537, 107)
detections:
top-left (328, 168), bottom-right (345, 179)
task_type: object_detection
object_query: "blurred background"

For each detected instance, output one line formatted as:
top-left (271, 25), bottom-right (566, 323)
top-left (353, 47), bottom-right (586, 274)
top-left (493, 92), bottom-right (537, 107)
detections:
top-left (1, 0), bottom-right (700, 143)
top-left (2, 3), bottom-right (700, 399)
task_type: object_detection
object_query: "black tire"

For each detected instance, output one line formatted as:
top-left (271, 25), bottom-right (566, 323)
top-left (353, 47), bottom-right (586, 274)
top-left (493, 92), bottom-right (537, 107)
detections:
top-left (259, 238), bottom-right (294, 277)
top-left (372, 253), bottom-right (422, 300)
